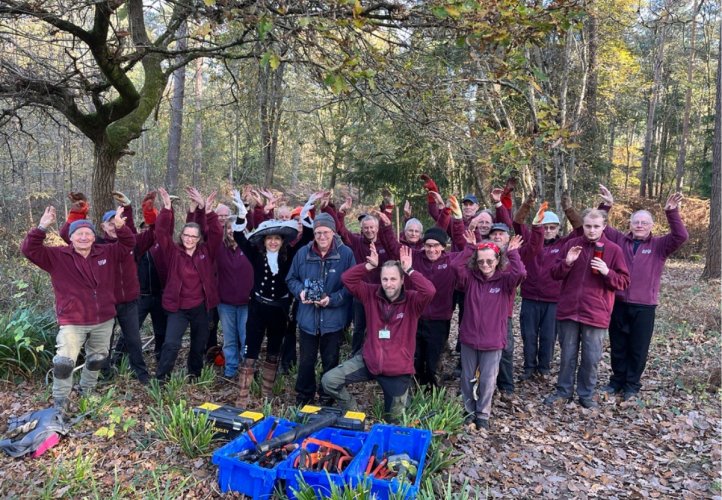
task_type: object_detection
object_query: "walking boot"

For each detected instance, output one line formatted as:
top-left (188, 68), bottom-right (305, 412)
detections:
top-left (261, 360), bottom-right (278, 399)
top-left (235, 364), bottom-right (255, 408)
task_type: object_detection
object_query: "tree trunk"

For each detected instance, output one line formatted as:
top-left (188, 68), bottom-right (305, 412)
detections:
top-left (258, 60), bottom-right (286, 187)
top-left (192, 57), bottom-right (204, 187)
top-left (640, 24), bottom-right (666, 197)
top-left (92, 140), bottom-right (121, 221)
top-left (674, 0), bottom-right (701, 192)
top-left (702, 22), bottom-right (721, 280)
top-left (165, 20), bottom-right (188, 193)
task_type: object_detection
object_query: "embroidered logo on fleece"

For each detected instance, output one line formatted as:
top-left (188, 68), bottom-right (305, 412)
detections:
top-left (97, 259), bottom-right (107, 266)
top-left (489, 287), bottom-right (501, 294)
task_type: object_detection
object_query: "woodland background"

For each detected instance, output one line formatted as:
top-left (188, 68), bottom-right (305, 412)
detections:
top-left (0, 1), bottom-right (720, 498)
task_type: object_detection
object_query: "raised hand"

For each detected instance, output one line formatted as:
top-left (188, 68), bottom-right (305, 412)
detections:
top-left (490, 188), bottom-right (503, 204)
top-left (448, 195), bottom-right (462, 219)
top-left (403, 200), bottom-right (412, 219)
top-left (339, 195), bottom-right (353, 214)
top-left (463, 229), bottom-right (477, 245)
top-left (232, 189), bottom-right (248, 218)
top-left (429, 191), bottom-right (444, 206)
top-left (532, 201), bottom-right (549, 225)
top-left (599, 184), bottom-right (614, 206)
top-left (39, 206), bottom-right (57, 228)
top-left (507, 234), bottom-right (523, 252)
top-left (561, 190), bottom-right (572, 211)
top-left (399, 245), bottom-right (413, 273)
top-left (374, 209), bottom-right (391, 227)
top-left (112, 190), bottom-right (131, 206)
top-left (67, 192), bottom-right (89, 212)
top-left (113, 206), bottom-right (127, 228)
top-left (158, 187), bottom-right (172, 209)
top-left (186, 187), bottom-right (205, 209)
top-left (204, 190), bottom-right (217, 213)
top-left (665, 192), bottom-right (683, 210)
top-left (365, 242), bottom-right (379, 269)
top-left (565, 245), bottom-right (583, 265)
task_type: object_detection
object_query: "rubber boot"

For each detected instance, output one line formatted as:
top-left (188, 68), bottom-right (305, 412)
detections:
top-left (261, 360), bottom-right (278, 399)
top-left (235, 364), bottom-right (255, 408)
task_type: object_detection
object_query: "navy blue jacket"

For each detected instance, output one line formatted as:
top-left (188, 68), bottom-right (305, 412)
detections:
top-left (286, 236), bottom-right (355, 335)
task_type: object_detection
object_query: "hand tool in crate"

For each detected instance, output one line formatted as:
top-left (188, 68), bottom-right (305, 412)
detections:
top-left (234, 414), bottom-right (338, 468)
top-left (293, 436), bottom-right (354, 473)
top-left (364, 445), bottom-right (419, 483)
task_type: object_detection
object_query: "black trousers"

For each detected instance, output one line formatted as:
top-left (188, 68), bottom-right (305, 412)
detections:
top-left (156, 304), bottom-right (208, 380)
top-left (351, 299), bottom-right (367, 355)
top-left (207, 307), bottom-right (219, 350)
top-left (137, 294), bottom-right (167, 360)
top-left (295, 330), bottom-right (342, 404)
top-left (244, 297), bottom-right (290, 361)
top-left (280, 300), bottom-right (299, 368)
top-left (414, 319), bottom-right (451, 387)
top-left (113, 300), bottom-right (149, 381)
top-left (608, 300), bottom-right (657, 393)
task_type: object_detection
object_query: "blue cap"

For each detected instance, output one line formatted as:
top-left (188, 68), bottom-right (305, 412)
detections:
top-left (462, 194), bottom-right (478, 204)
top-left (542, 211), bottom-right (560, 225)
top-left (489, 222), bottom-right (510, 234)
top-left (69, 219), bottom-right (96, 237)
top-left (102, 210), bottom-right (116, 223)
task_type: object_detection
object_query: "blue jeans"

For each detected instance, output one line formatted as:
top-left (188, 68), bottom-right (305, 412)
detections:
top-left (218, 303), bottom-right (249, 377)
top-left (520, 299), bottom-right (557, 375)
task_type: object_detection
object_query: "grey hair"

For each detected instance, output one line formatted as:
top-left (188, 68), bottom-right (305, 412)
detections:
top-left (630, 210), bottom-right (654, 223)
top-left (404, 218), bottom-right (423, 231)
top-left (360, 215), bottom-right (379, 225)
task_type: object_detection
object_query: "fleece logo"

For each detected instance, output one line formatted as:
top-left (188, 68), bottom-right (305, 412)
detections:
top-left (396, 312), bottom-right (405, 319)
top-left (97, 259), bottom-right (107, 266)
top-left (642, 249), bottom-right (652, 254)
top-left (550, 249), bottom-right (560, 254)
top-left (200, 254), bottom-right (206, 260)
top-left (489, 287), bottom-right (501, 294)
top-left (437, 263), bottom-right (448, 270)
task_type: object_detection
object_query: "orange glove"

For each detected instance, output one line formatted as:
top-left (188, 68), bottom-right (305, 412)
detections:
top-left (533, 201), bottom-right (549, 225)
top-left (448, 195), bottom-right (462, 219)
top-left (67, 192), bottom-right (89, 223)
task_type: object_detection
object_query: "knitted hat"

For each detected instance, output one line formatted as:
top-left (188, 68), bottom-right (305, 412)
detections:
top-left (69, 219), bottom-right (96, 237)
top-left (313, 213), bottom-right (336, 232)
top-left (102, 210), bottom-right (116, 223)
top-left (422, 227), bottom-right (449, 245)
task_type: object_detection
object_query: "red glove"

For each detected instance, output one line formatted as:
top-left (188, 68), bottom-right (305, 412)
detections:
top-left (420, 174), bottom-right (439, 204)
top-left (142, 191), bottom-right (158, 225)
top-left (501, 177), bottom-right (517, 210)
top-left (67, 192), bottom-right (89, 223)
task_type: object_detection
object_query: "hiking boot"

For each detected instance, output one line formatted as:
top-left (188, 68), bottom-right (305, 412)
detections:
top-left (235, 365), bottom-right (255, 408)
top-left (600, 384), bottom-right (622, 395)
top-left (544, 392), bottom-right (571, 406)
top-left (261, 360), bottom-right (278, 398)
top-left (579, 398), bottom-right (599, 409)
top-left (518, 371), bottom-right (534, 382)
top-left (622, 391), bottom-right (638, 402)
top-left (498, 391), bottom-right (514, 403)
top-left (474, 418), bottom-right (490, 430)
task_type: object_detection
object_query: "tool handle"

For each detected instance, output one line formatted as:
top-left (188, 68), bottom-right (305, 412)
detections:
top-left (256, 414), bottom-right (337, 454)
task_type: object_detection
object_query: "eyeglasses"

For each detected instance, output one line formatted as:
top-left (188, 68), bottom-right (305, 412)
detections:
top-left (543, 225), bottom-right (559, 230)
top-left (424, 242), bottom-right (442, 249)
top-left (477, 258), bottom-right (497, 266)
top-left (181, 233), bottom-right (200, 240)
top-left (314, 231), bottom-right (333, 237)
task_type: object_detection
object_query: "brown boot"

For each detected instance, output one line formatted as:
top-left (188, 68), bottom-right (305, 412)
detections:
top-left (235, 364), bottom-right (255, 408)
top-left (261, 360), bottom-right (278, 399)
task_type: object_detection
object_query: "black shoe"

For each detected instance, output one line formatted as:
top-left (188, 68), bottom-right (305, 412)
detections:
top-left (451, 361), bottom-right (462, 379)
top-left (474, 418), bottom-right (490, 430)
top-left (622, 391), bottom-right (638, 402)
top-left (544, 393), bottom-right (570, 406)
top-left (518, 372), bottom-right (534, 382)
top-left (138, 374), bottom-right (150, 386)
top-left (600, 384), bottom-right (622, 395)
top-left (578, 398), bottom-right (599, 409)
top-left (464, 414), bottom-right (474, 426)
top-left (498, 391), bottom-right (514, 403)
top-left (318, 396), bottom-right (334, 407)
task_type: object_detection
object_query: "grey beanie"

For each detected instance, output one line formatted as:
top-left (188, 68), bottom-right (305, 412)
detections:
top-left (313, 213), bottom-right (336, 232)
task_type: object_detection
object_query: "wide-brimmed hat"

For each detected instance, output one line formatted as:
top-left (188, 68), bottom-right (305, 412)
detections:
top-left (248, 219), bottom-right (299, 245)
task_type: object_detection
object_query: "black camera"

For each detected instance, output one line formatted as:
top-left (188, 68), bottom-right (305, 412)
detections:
top-left (303, 279), bottom-right (325, 302)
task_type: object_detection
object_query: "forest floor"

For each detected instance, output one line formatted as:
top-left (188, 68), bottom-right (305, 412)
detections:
top-left (0, 260), bottom-right (719, 498)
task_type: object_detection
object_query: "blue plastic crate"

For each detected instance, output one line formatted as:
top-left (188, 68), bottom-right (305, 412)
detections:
top-left (346, 424), bottom-right (432, 500)
top-left (277, 427), bottom-right (368, 499)
top-left (212, 417), bottom-right (297, 499)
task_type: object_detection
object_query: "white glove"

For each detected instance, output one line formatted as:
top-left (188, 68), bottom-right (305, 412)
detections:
top-left (231, 220), bottom-right (247, 233)
top-left (232, 189), bottom-right (248, 219)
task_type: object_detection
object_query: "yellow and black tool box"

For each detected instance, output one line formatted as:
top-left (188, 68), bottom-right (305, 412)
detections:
top-left (296, 405), bottom-right (366, 431)
top-left (192, 403), bottom-right (264, 439)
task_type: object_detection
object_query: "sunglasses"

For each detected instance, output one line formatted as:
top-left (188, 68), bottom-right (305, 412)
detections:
top-left (477, 258), bottom-right (497, 266)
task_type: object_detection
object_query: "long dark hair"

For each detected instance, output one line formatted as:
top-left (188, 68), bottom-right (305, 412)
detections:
top-left (259, 234), bottom-right (289, 263)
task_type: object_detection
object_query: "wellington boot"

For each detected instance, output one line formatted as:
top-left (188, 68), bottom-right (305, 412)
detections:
top-left (260, 361), bottom-right (278, 399)
top-left (235, 365), bottom-right (255, 408)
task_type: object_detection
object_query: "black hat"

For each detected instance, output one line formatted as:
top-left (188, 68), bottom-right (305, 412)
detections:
top-left (248, 220), bottom-right (299, 245)
top-left (422, 227), bottom-right (449, 246)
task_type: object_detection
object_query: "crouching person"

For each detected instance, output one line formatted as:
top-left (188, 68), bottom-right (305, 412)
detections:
top-left (21, 206), bottom-right (134, 413)
top-left (322, 245), bottom-right (435, 422)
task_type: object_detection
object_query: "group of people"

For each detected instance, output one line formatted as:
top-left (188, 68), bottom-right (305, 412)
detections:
top-left (22, 177), bottom-right (688, 430)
